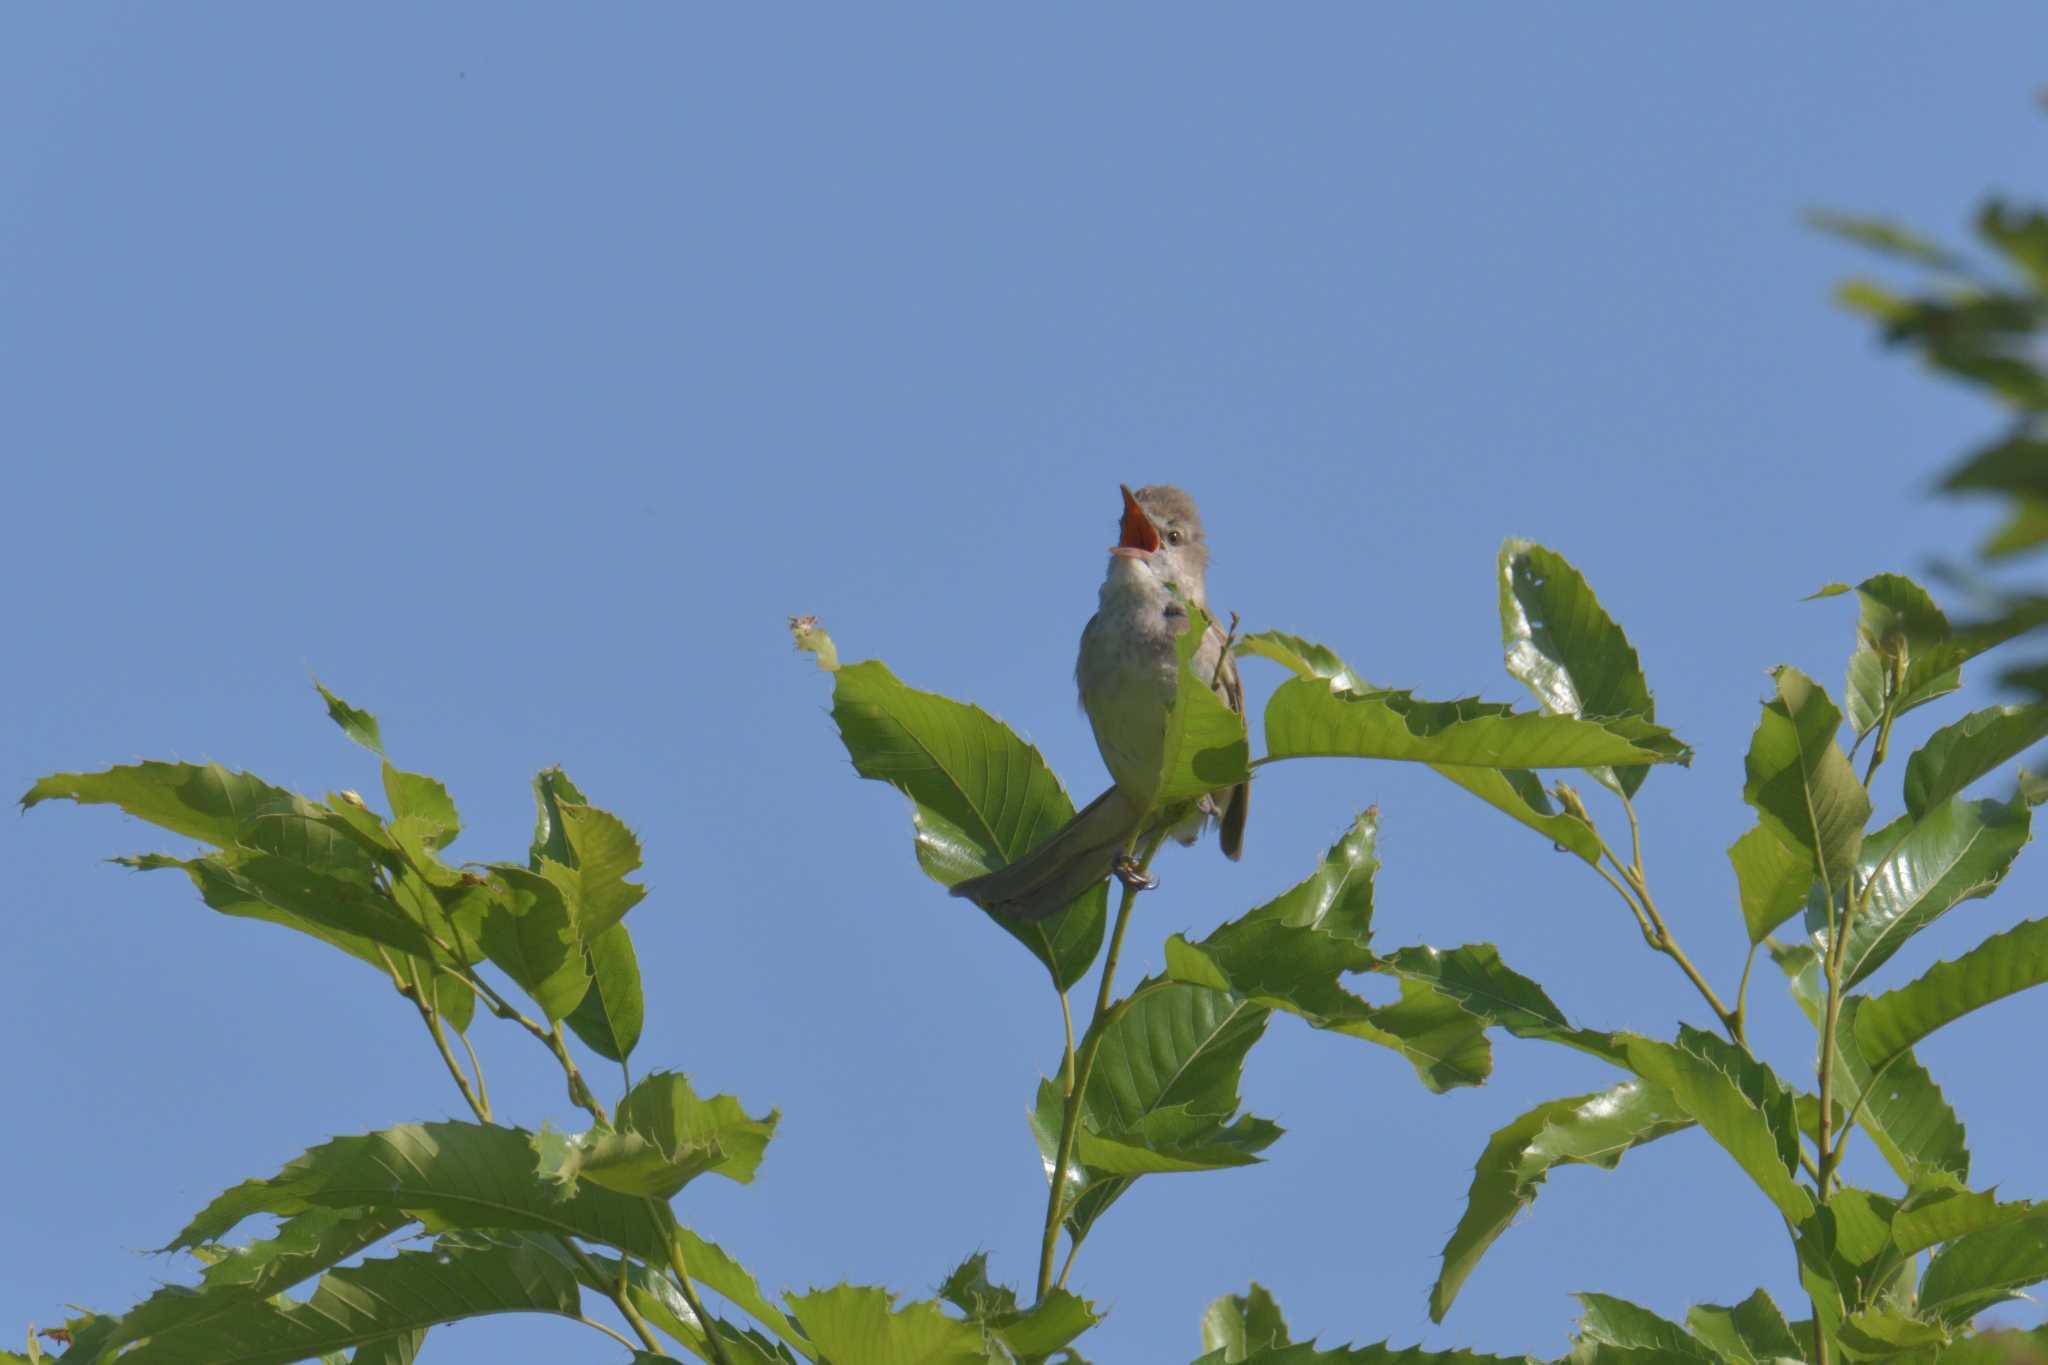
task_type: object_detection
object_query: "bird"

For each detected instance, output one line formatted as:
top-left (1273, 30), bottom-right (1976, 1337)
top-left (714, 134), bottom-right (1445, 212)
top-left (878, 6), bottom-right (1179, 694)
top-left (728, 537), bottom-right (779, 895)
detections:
top-left (950, 484), bottom-right (1248, 920)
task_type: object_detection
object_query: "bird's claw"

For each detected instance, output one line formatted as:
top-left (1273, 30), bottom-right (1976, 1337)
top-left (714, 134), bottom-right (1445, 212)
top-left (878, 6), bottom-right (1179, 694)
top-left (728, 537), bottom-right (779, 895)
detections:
top-left (1112, 853), bottom-right (1158, 892)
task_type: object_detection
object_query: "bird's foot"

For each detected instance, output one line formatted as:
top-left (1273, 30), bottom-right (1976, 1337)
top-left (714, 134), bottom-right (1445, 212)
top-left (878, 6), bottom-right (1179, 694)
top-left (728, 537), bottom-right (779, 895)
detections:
top-left (1112, 853), bottom-right (1158, 892)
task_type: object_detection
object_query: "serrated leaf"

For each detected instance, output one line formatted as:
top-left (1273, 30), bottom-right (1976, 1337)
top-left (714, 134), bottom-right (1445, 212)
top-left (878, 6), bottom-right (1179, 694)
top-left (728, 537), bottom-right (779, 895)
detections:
top-left (1856, 914), bottom-right (2048, 1068)
top-left (381, 762), bottom-right (460, 851)
top-left (1164, 813), bottom-right (1491, 1090)
top-left (171, 1121), bottom-right (674, 1263)
top-left (1574, 1292), bottom-right (1714, 1360)
top-left (830, 659), bottom-right (1106, 992)
top-left (1202, 1282), bottom-right (1292, 1358)
top-left (113, 1240), bottom-right (580, 1365)
top-left (1809, 798), bottom-right (2031, 988)
top-left (536, 1072), bottom-right (777, 1198)
top-left (1234, 630), bottom-right (1369, 693)
top-left (1730, 823), bottom-right (1812, 944)
top-left (478, 865), bottom-right (589, 1021)
top-left (783, 1285), bottom-right (987, 1365)
top-left (1427, 764), bottom-right (1603, 864)
top-left (1839, 576), bottom-right (1963, 738)
top-left (937, 1258), bottom-right (1097, 1358)
top-left (1906, 705), bottom-right (2048, 819)
top-left (1772, 945), bottom-right (1970, 1185)
top-left (313, 679), bottom-right (386, 755)
top-left (1498, 539), bottom-right (1660, 798)
top-left (563, 922), bottom-right (644, 1063)
top-left (1743, 667), bottom-right (1869, 904)
top-left (1431, 1082), bottom-right (1692, 1322)
top-left (22, 761), bottom-right (301, 848)
top-left (1264, 679), bottom-right (1684, 770)
top-left (1838, 1302), bottom-right (1951, 1356)
top-left (1684, 1289), bottom-right (1803, 1365)
top-left (1622, 1027), bottom-right (1813, 1223)
top-left (1920, 1213), bottom-right (2048, 1323)
top-left (552, 800), bottom-right (647, 936)
top-left (1893, 1186), bottom-right (2041, 1259)
top-left (1376, 943), bottom-right (1625, 1066)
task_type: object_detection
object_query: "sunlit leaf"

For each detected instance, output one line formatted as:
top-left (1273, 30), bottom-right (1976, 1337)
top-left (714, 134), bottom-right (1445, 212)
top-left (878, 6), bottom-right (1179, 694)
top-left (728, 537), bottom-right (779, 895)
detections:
top-left (1772, 943), bottom-right (1970, 1185)
top-left (1742, 667), bottom-right (1869, 904)
top-left (1202, 1282), bottom-right (1292, 1357)
top-left (1855, 915), bottom-right (2048, 1068)
top-left (1808, 798), bottom-right (2031, 988)
top-left (1920, 1212), bottom-right (2048, 1324)
top-left (1264, 680), bottom-right (1683, 770)
top-left (1684, 1289), bottom-right (1803, 1365)
top-left (1431, 1082), bottom-right (1692, 1322)
top-left (382, 762), bottom-right (459, 852)
top-left (1498, 539), bottom-right (1660, 797)
top-left (782, 1285), bottom-right (987, 1365)
top-left (1154, 603), bottom-right (1253, 808)
top-left (535, 1071), bottom-right (777, 1199)
top-left (1234, 630), bottom-right (1369, 693)
top-left (1729, 824), bottom-right (1811, 944)
top-left (1837, 576), bottom-right (1962, 738)
top-left (1893, 1185), bottom-right (2041, 1259)
top-left (1427, 764), bottom-right (1602, 864)
top-left (830, 659), bottom-right (1106, 991)
top-left (1622, 1027), bottom-right (1813, 1223)
top-left (313, 679), bottom-right (386, 756)
top-left (22, 761), bottom-right (300, 849)
top-left (479, 865), bottom-right (588, 1021)
top-left (1573, 1292), bottom-right (1714, 1361)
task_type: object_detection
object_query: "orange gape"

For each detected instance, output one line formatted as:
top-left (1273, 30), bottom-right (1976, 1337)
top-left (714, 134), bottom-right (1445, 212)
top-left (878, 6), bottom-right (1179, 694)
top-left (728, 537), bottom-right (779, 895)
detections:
top-left (1116, 484), bottom-right (1161, 554)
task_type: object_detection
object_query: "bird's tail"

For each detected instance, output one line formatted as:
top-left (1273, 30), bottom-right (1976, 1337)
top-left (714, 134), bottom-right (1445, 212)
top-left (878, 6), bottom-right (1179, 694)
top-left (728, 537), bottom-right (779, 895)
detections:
top-left (950, 786), bottom-right (1144, 921)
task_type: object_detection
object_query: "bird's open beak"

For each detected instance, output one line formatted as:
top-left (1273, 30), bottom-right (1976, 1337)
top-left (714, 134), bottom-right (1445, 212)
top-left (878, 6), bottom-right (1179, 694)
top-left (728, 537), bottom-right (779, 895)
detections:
top-left (1111, 483), bottom-right (1160, 558)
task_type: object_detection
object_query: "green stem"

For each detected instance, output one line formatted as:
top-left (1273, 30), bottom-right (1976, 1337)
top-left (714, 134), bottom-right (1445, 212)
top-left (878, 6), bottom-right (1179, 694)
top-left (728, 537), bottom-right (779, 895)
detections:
top-left (562, 1239), bottom-right (665, 1357)
top-left (661, 1217), bottom-right (736, 1365)
top-left (1035, 830), bottom-right (1167, 1303)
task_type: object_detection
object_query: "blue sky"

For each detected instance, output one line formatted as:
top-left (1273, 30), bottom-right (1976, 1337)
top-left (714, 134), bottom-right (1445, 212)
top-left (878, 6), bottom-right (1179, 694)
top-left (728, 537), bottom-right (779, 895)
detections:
top-left (7, 8), bottom-right (2048, 1361)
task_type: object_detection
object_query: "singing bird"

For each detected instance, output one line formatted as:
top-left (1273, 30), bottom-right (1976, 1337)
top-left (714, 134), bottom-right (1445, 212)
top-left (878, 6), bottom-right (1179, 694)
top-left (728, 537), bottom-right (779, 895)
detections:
top-left (950, 484), bottom-right (1248, 920)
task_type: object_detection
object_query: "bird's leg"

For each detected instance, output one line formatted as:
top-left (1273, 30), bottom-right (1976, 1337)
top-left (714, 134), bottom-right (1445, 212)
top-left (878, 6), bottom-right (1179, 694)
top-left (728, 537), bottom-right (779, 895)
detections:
top-left (1112, 845), bottom-right (1159, 892)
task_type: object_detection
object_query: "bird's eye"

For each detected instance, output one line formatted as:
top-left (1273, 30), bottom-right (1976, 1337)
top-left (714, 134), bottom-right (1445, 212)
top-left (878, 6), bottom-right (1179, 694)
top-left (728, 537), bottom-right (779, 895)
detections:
top-left (1166, 529), bottom-right (1183, 546)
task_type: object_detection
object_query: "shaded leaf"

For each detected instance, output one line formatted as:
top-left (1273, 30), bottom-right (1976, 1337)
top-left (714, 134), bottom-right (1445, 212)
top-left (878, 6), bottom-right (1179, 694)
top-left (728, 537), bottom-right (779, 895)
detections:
top-left (1235, 630), bottom-right (1369, 693)
top-left (1427, 764), bottom-right (1602, 864)
top-left (551, 800), bottom-right (649, 938)
top-left (1684, 1289), bottom-right (1803, 1365)
top-left (22, 761), bottom-right (300, 849)
top-left (1154, 602), bottom-right (1254, 809)
top-left (830, 660), bottom-right (1106, 992)
top-left (1893, 1186), bottom-right (2040, 1259)
top-left (1498, 539), bottom-right (1659, 797)
top-left (478, 865), bottom-right (589, 1021)
top-left (382, 762), bottom-right (459, 852)
top-left (1431, 1082), bottom-right (1692, 1322)
top-left (1855, 914), bottom-right (2048, 1068)
top-left (1202, 1283), bottom-right (1292, 1358)
top-left (1839, 576), bottom-right (1962, 738)
top-left (1729, 824), bottom-right (1811, 945)
top-left (171, 1121), bottom-right (674, 1264)
top-left (1574, 1292), bottom-right (1713, 1361)
top-left (1376, 943), bottom-right (1625, 1066)
top-left (115, 1240), bottom-right (581, 1365)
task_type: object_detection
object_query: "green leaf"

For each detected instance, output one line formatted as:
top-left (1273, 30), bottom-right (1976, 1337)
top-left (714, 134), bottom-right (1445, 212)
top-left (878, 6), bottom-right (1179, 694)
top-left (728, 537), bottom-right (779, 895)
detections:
top-left (1809, 210), bottom-right (1972, 270)
top-left (1376, 943), bottom-right (1625, 1066)
top-left (830, 659), bottom-right (1106, 992)
top-left (563, 922), bottom-right (645, 1063)
top-left (1904, 704), bottom-right (2048, 819)
top-left (1427, 764), bottom-right (1603, 864)
top-left (478, 865), bottom-right (589, 1021)
top-left (549, 800), bottom-right (649, 939)
top-left (1742, 667), bottom-right (1870, 903)
top-left (1622, 1027), bottom-right (1813, 1223)
top-left (1264, 680), bottom-right (1684, 770)
top-left (1684, 1289), bottom-right (1803, 1365)
top-left (22, 761), bottom-right (300, 848)
top-left (1772, 944), bottom-right (1970, 1185)
top-left (171, 1121), bottom-right (675, 1263)
top-left (1498, 539), bottom-right (1660, 797)
top-left (1921, 1213), bottom-right (2048, 1323)
top-left (1164, 812), bottom-right (1489, 1091)
top-left (938, 1254), bottom-right (1099, 1357)
top-left (1234, 630), bottom-right (1369, 693)
top-left (1198, 1347), bottom-right (1535, 1365)
top-left (1893, 1186), bottom-right (2041, 1259)
top-left (382, 762), bottom-right (460, 852)
top-left (782, 1286), bottom-right (988, 1365)
top-left (1036, 984), bottom-right (1277, 1240)
top-left (1809, 798), bottom-right (2032, 988)
top-left (1839, 575), bottom-right (1963, 738)
top-left (1855, 914), bottom-right (2048, 1068)
top-left (1574, 1292), bottom-right (1714, 1361)
top-left (1729, 823), bottom-right (1812, 944)
top-left (1154, 603), bottom-right (1254, 808)
top-left (313, 679), bottom-right (386, 755)
top-left (535, 1071), bottom-right (777, 1199)
top-left (1431, 1081), bottom-right (1692, 1322)
top-left (529, 766), bottom-right (590, 865)
top-left (113, 1239), bottom-right (581, 1365)
top-left (1202, 1283), bottom-right (1292, 1358)
top-left (1837, 1303), bottom-right (1952, 1356)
